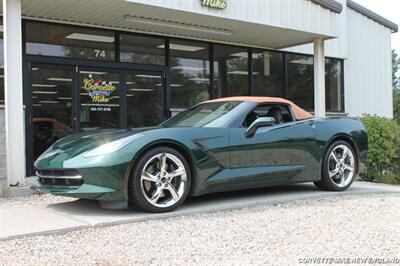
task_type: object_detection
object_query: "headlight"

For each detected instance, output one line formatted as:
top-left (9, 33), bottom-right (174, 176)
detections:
top-left (83, 133), bottom-right (145, 157)
top-left (37, 148), bottom-right (62, 161)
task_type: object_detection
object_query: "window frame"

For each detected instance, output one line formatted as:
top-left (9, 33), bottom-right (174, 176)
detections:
top-left (241, 103), bottom-right (295, 128)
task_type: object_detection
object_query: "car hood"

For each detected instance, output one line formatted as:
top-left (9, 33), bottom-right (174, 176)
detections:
top-left (39, 127), bottom-right (157, 161)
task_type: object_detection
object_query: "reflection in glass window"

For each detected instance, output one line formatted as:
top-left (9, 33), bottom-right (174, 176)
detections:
top-left (170, 40), bottom-right (210, 111)
top-left (126, 73), bottom-right (163, 128)
top-left (26, 21), bottom-right (115, 61)
top-left (162, 101), bottom-right (241, 128)
top-left (0, 68), bottom-right (3, 105)
top-left (253, 50), bottom-right (284, 97)
top-left (120, 34), bottom-right (165, 65)
top-left (213, 45), bottom-right (249, 97)
top-left (31, 68), bottom-right (74, 159)
top-left (326, 59), bottom-right (343, 112)
top-left (0, 18), bottom-right (3, 105)
top-left (287, 54), bottom-right (314, 111)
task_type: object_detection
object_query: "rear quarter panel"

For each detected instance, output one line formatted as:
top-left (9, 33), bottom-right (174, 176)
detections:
top-left (313, 117), bottom-right (368, 173)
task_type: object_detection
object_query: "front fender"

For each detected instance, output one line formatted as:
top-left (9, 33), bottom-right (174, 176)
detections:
top-left (121, 138), bottom-right (199, 196)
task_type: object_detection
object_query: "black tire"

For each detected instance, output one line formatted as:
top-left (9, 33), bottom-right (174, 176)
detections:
top-left (314, 140), bottom-right (357, 191)
top-left (129, 146), bottom-right (191, 213)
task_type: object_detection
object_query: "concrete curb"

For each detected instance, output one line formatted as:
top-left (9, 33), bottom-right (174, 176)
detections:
top-left (0, 186), bottom-right (36, 198)
top-left (0, 176), bottom-right (40, 198)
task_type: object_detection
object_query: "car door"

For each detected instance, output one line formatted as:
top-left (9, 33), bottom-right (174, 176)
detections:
top-left (228, 106), bottom-right (320, 189)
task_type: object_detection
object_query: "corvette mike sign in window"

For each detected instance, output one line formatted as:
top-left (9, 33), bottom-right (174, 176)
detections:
top-left (79, 71), bottom-right (120, 130)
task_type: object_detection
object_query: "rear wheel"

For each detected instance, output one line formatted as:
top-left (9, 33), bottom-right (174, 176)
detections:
top-left (129, 147), bottom-right (191, 213)
top-left (314, 140), bottom-right (357, 191)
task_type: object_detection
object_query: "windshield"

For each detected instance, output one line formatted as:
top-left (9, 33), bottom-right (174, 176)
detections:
top-left (161, 101), bottom-right (241, 128)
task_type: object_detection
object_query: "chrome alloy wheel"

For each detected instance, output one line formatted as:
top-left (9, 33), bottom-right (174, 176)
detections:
top-left (328, 144), bottom-right (355, 188)
top-left (140, 153), bottom-right (187, 208)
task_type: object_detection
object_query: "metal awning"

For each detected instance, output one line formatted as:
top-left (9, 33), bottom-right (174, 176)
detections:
top-left (1, 0), bottom-right (342, 49)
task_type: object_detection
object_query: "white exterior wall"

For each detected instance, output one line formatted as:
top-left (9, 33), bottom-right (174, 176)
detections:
top-left (283, 0), bottom-right (348, 58)
top-left (344, 8), bottom-right (393, 118)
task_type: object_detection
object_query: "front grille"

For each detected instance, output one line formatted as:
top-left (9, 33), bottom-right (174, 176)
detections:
top-left (36, 168), bottom-right (84, 187)
top-left (36, 169), bottom-right (80, 177)
top-left (38, 177), bottom-right (84, 187)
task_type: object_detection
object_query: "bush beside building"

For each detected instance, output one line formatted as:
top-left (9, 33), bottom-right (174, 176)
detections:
top-left (360, 115), bottom-right (400, 184)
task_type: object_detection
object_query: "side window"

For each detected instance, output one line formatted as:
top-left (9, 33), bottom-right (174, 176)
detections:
top-left (243, 104), bottom-right (294, 127)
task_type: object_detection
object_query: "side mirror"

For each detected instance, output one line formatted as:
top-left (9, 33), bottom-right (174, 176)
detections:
top-left (245, 117), bottom-right (276, 138)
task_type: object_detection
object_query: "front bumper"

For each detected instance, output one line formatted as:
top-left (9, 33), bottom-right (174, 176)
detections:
top-left (32, 163), bottom-right (130, 201)
top-left (32, 182), bottom-right (117, 200)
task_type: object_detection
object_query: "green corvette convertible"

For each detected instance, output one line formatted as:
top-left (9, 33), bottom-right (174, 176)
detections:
top-left (33, 96), bottom-right (368, 212)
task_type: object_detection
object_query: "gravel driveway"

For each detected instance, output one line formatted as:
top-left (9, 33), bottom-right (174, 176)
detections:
top-left (1, 193), bottom-right (400, 265)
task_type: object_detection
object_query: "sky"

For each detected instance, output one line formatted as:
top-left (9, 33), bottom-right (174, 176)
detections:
top-left (354, 0), bottom-right (400, 53)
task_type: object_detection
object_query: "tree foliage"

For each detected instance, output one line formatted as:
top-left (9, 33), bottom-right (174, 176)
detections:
top-left (393, 49), bottom-right (400, 89)
top-left (393, 50), bottom-right (400, 124)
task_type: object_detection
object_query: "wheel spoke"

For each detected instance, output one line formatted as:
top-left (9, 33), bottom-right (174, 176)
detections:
top-left (159, 153), bottom-right (167, 173)
top-left (344, 164), bottom-right (354, 172)
top-left (167, 167), bottom-right (185, 180)
top-left (150, 186), bottom-right (163, 204)
top-left (329, 169), bottom-right (339, 178)
top-left (166, 183), bottom-right (180, 201)
top-left (142, 172), bottom-right (158, 183)
top-left (341, 147), bottom-right (349, 162)
top-left (330, 152), bottom-right (340, 164)
top-left (340, 173), bottom-right (345, 185)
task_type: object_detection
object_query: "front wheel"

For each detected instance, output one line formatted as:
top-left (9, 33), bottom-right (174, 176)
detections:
top-left (314, 140), bottom-right (357, 191)
top-left (129, 147), bottom-right (191, 213)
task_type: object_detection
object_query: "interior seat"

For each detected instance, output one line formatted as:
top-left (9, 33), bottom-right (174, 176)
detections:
top-left (266, 106), bottom-right (283, 124)
top-left (244, 111), bottom-right (259, 127)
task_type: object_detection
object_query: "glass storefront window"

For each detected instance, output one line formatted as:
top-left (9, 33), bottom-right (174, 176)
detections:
top-left (26, 21), bottom-right (115, 61)
top-left (0, 18), bottom-right (4, 105)
top-left (120, 35), bottom-right (165, 65)
top-left (79, 70), bottom-right (120, 130)
top-left (31, 67), bottom-right (74, 159)
top-left (326, 58), bottom-right (343, 112)
top-left (287, 54), bottom-right (314, 111)
top-left (0, 68), bottom-right (3, 105)
top-left (213, 45), bottom-right (249, 97)
top-left (170, 40), bottom-right (210, 112)
top-left (126, 73), bottom-right (163, 128)
top-left (252, 50), bottom-right (284, 97)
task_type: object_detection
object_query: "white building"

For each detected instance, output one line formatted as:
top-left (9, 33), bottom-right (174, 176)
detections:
top-left (0, 0), bottom-right (397, 188)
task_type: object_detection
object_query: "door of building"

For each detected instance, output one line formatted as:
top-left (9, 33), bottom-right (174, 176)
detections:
top-left (26, 64), bottom-right (165, 176)
top-left (79, 68), bottom-right (122, 130)
top-left (28, 65), bottom-right (75, 165)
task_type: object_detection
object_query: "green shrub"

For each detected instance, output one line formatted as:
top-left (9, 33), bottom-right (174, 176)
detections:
top-left (360, 115), bottom-right (400, 184)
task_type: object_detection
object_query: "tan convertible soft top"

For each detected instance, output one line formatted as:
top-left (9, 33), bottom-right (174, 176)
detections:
top-left (204, 96), bottom-right (313, 121)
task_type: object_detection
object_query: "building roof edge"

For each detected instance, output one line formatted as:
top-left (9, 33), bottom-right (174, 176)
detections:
top-left (347, 0), bottom-right (398, 32)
